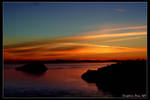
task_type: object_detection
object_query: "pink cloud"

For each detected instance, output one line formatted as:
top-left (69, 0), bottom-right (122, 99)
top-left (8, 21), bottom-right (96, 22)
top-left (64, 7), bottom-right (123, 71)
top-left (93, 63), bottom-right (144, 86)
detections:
top-left (115, 8), bottom-right (126, 12)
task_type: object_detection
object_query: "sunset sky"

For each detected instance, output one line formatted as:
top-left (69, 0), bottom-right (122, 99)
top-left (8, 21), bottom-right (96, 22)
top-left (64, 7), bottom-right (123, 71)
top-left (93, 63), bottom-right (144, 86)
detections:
top-left (3, 2), bottom-right (147, 61)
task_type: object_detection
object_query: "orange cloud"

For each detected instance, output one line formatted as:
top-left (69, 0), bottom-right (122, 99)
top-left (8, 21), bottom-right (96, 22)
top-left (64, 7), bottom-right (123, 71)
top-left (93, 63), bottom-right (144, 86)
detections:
top-left (4, 41), bottom-right (147, 61)
top-left (76, 31), bottom-right (146, 40)
top-left (101, 36), bottom-right (146, 43)
top-left (100, 25), bottom-right (147, 33)
top-left (78, 25), bottom-right (147, 36)
top-left (4, 25), bottom-right (147, 61)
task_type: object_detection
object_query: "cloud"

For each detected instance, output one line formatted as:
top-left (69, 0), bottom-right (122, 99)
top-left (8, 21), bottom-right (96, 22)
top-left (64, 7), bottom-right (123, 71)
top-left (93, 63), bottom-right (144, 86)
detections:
top-left (100, 25), bottom-right (147, 33)
top-left (77, 31), bottom-right (146, 40)
top-left (4, 31), bottom-right (147, 50)
top-left (79, 25), bottom-right (147, 36)
top-left (101, 36), bottom-right (146, 43)
top-left (4, 41), bottom-right (147, 61)
top-left (4, 25), bottom-right (147, 61)
top-left (6, 44), bottom-right (87, 53)
top-left (48, 45), bottom-right (86, 51)
top-left (115, 8), bottom-right (126, 12)
top-left (4, 25), bottom-right (147, 49)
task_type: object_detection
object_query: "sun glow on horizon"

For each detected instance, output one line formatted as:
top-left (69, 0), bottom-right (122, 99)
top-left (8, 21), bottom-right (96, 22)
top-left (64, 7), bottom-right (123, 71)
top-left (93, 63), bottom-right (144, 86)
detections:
top-left (4, 25), bottom-right (147, 61)
top-left (3, 2), bottom-right (147, 61)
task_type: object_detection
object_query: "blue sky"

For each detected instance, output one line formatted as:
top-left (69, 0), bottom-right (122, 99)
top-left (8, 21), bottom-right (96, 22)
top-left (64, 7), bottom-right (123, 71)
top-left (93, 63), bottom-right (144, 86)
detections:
top-left (3, 2), bottom-right (147, 61)
top-left (3, 2), bottom-right (147, 44)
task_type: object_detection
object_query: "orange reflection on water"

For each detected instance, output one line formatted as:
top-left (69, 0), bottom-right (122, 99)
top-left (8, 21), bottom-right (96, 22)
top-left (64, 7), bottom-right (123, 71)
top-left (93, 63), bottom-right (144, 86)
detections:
top-left (4, 62), bottom-right (115, 97)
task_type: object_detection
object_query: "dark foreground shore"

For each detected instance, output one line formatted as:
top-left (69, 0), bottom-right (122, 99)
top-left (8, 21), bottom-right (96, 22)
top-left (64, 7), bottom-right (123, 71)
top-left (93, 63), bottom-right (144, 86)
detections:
top-left (81, 60), bottom-right (146, 97)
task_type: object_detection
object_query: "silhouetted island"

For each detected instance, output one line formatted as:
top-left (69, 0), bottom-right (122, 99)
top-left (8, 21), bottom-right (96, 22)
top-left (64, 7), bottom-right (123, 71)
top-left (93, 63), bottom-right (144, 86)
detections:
top-left (81, 60), bottom-right (146, 97)
top-left (15, 63), bottom-right (48, 74)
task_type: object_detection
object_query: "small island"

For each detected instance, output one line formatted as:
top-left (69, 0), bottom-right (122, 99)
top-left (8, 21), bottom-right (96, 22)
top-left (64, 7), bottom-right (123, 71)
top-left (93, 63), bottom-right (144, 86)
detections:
top-left (15, 63), bottom-right (48, 74)
top-left (81, 60), bottom-right (146, 96)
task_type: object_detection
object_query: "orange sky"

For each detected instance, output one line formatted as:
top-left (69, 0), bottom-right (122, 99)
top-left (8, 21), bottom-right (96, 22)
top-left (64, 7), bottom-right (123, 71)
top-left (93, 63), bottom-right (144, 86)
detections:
top-left (3, 3), bottom-right (147, 61)
top-left (4, 25), bottom-right (147, 61)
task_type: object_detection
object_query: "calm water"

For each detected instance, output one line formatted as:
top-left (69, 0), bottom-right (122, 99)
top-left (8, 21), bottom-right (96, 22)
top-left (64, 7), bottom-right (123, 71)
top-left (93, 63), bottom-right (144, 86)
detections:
top-left (4, 62), bottom-right (116, 97)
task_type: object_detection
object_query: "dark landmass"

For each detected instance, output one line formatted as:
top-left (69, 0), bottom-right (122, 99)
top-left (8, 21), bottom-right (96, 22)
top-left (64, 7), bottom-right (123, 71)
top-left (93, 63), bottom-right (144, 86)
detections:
top-left (81, 60), bottom-right (146, 97)
top-left (4, 59), bottom-right (119, 64)
top-left (15, 63), bottom-right (48, 74)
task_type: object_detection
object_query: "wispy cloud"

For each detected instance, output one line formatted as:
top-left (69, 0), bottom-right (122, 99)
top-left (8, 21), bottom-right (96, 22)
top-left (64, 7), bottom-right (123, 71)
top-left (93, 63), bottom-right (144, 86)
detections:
top-left (100, 25), bottom-right (147, 33)
top-left (76, 31), bottom-right (146, 40)
top-left (101, 36), bottom-right (146, 43)
top-left (4, 31), bottom-right (147, 49)
top-left (4, 25), bottom-right (147, 48)
top-left (4, 41), bottom-right (147, 61)
top-left (115, 8), bottom-right (126, 12)
top-left (4, 25), bottom-right (147, 61)
top-left (73, 25), bottom-right (147, 37)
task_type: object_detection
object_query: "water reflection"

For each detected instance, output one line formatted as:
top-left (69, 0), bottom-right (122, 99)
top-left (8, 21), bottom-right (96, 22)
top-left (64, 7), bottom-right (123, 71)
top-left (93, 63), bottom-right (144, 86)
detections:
top-left (15, 69), bottom-right (47, 77)
top-left (81, 61), bottom-right (146, 97)
top-left (4, 62), bottom-right (115, 97)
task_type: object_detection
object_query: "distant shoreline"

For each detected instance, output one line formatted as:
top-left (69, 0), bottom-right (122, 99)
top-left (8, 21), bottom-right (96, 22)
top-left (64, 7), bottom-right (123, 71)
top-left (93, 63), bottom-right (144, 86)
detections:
top-left (4, 60), bottom-right (120, 64)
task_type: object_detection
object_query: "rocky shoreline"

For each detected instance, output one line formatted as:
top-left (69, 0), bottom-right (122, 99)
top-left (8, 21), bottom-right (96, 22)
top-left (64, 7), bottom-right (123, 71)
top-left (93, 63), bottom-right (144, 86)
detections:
top-left (81, 60), bottom-right (146, 96)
